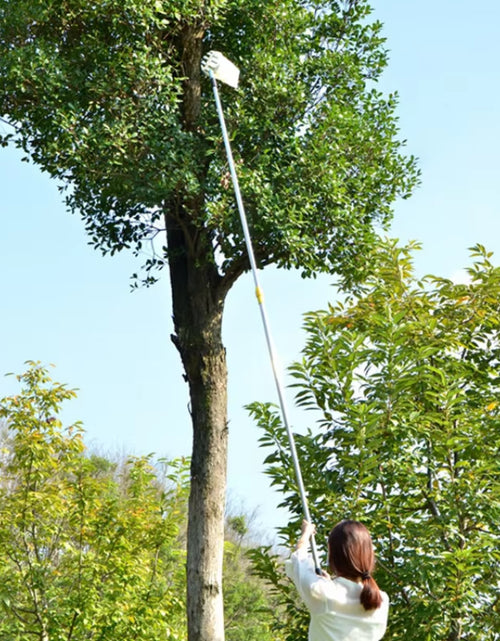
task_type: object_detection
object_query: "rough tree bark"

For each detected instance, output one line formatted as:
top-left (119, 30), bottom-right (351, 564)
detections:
top-left (168, 23), bottom-right (235, 641)
top-left (166, 202), bottom-right (230, 641)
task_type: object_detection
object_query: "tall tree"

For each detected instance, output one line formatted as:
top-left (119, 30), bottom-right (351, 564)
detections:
top-left (0, 3), bottom-right (419, 639)
top-left (250, 241), bottom-right (500, 640)
top-left (0, 363), bottom-right (189, 641)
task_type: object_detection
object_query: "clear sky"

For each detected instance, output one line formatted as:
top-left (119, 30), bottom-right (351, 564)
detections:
top-left (1, 0), bottom-right (499, 537)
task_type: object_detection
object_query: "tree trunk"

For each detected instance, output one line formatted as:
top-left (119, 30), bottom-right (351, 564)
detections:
top-left (446, 618), bottom-right (462, 641)
top-left (167, 21), bottom-right (247, 641)
top-left (185, 332), bottom-right (227, 641)
top-left (166, 206), bottom-right (230, 641)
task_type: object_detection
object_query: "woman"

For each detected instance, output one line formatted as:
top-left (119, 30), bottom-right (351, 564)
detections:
top-left (285, 519), bottom-right (389, 641)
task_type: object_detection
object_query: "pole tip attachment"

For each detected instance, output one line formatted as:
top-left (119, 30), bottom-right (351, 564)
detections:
top-left (201, 51), bottom-right (240, 89)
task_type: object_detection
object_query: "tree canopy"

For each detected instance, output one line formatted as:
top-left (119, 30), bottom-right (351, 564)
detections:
top-left (0, 0), bottom-right (418, 284)
top-left (0, 363), bottom-right (189, 640)
top-left (250, 241), bottom-right (500, 641)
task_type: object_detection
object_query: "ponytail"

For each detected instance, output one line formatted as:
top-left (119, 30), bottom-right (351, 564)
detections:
top-left (360, 572), bottom-right (383, 611)
top-left (328, 520), bottom-right (384, 611)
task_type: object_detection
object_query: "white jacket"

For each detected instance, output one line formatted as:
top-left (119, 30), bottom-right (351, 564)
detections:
top-left (285, 548), bottom-right (389, 641)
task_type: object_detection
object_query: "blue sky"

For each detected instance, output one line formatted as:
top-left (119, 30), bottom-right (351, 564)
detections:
top-left (1, 0), bottom-right (499, 535)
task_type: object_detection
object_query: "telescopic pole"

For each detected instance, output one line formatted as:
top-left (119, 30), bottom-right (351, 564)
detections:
top-left (207, 67), bottom-right (321, 572)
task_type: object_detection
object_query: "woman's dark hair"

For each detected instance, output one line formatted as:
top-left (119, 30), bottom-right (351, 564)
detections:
top-left (328, 520), bottom-right (383, 611)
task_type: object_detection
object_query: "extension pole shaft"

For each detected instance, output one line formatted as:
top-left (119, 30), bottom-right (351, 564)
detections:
top-left (209, 72), bottom-right (320, 571)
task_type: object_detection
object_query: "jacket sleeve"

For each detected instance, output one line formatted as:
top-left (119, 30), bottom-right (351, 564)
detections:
top-left (285, 548), bottom-right (329, 613)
